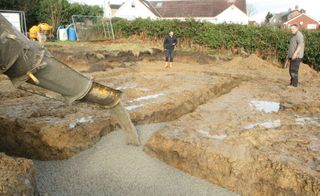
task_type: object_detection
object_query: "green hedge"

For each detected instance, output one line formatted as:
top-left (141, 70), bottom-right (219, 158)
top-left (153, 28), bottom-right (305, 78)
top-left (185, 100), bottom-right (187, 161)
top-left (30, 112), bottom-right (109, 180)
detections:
top-left (112, 18), bottom-right (320, 70)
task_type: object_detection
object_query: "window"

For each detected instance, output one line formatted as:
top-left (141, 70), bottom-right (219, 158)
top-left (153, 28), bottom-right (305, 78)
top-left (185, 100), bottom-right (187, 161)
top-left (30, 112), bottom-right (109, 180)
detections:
top-left (307, 24), bottom-right (317, 29)
top-left (156, 2), bottom-right (163, 8)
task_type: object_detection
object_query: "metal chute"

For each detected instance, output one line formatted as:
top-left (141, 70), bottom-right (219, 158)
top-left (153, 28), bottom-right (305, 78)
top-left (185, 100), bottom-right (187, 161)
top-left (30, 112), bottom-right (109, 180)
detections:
top-left (0, 13), bottom-right (140, 145)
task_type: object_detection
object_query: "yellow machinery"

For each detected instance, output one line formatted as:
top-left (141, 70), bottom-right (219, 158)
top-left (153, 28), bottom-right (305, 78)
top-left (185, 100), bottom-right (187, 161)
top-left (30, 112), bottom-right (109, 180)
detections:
top-left (29, 23), bottom-right (53, 40)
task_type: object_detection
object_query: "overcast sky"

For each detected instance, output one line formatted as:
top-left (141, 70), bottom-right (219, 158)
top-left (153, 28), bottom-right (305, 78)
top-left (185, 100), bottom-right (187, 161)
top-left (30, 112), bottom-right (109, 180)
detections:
top-left (69, 0), bottom-right (320, 22)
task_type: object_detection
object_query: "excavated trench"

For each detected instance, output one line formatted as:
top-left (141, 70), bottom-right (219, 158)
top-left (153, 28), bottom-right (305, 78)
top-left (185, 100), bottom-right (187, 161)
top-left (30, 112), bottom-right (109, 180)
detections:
top-left (1, 45), bottom-right (319, 196)
top-left (144, 77), bottom-right (320, 195)
top-left (0, 78), bottom-right (240, 160)
top-left (0, 49), bottom-right (240, 161)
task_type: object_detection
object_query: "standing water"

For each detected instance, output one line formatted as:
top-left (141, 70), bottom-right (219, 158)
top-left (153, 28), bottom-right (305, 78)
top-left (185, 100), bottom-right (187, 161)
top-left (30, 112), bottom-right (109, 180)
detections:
top-left (111, 101), bottom-right (141, 145)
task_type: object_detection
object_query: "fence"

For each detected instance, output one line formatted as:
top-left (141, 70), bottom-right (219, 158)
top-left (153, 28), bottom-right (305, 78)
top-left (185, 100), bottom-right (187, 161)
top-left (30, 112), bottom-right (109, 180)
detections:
top-left (72, 15), bottom-right (114, 41)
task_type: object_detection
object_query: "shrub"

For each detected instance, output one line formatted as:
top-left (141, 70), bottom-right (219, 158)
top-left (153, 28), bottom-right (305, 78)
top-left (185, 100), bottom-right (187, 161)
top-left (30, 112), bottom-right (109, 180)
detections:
top-left (112, 18), bottom-right (320, 70)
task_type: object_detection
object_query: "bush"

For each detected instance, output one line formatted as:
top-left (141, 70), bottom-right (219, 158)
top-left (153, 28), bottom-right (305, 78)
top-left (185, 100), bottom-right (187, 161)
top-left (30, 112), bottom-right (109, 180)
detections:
top-left (112, 18), bottom-right (320, 70)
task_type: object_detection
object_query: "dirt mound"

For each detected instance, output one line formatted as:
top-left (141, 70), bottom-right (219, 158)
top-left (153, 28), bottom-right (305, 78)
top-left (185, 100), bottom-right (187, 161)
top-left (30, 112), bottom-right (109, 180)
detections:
top-left (240, 55), bottom-right (319, 77)
top-left (0, 95), bottom-right (116, 160)
top-left (300, 63), bottom-right (319, 77)
top-left (239, 54), bottom-right (278, 70)
top-left (0, 153), bottom-right (37, 195)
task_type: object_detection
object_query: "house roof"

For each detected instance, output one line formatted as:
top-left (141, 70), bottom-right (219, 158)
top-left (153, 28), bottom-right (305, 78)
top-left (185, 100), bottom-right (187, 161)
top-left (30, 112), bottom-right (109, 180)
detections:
top-left (269, 8), bottom-right (319, 26)
top-left (110, 4), bottom-right (122, 9)
top-left (145, 0), bottom-right (247, 18)
top-left (269, 12), bottom-right (288, 24)
top-left (284, 13), bottom-right (320, 24)
top-left (139, 0), bottom-right (163, 17)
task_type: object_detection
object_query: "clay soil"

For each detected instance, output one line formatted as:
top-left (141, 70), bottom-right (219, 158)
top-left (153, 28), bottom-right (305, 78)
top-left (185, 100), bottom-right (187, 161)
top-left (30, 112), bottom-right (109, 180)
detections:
top-left (0, 40), bottom-right (319, 195)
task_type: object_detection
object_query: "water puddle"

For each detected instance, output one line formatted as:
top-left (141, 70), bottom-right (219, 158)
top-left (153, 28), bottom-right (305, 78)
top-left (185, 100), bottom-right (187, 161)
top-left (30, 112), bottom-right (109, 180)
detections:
top-left (197, 129), bottom-right (227, 141)
top-left (69, 116), bottom-right (94, 128)
top-left (134, 93), bottom-right (165, 101)
top-left (250, 100), bottom-right (280, 113)
top-left (125, 104), bottom-right (144, 111)
top-left (295, 117), bottom-right (320, 127)
top-left (244, 119), bottom-right (281, 130)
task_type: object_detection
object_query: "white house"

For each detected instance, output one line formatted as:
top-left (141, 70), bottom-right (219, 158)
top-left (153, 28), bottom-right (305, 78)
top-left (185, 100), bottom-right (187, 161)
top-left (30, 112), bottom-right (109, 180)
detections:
top-left (103, 0), bottom-right (112, 18)
top-left (213, 4), bottom-right (248, 24)
top-left (114, 0), bottom-right (158, 20)
top-left (114, 0), bottom-right (248, 24)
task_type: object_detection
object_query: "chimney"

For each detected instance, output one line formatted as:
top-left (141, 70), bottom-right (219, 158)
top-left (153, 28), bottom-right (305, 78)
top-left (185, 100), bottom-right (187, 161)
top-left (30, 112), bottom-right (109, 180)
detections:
top-left (288, 8), bottom-right (292, 13)
top-left (295, 5), bottom-right (299, 10)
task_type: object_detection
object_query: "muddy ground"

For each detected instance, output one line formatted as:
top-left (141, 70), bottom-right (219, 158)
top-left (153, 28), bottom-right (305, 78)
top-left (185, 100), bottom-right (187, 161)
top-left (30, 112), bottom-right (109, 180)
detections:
top-left (0, 41), bottom-right (319, 195)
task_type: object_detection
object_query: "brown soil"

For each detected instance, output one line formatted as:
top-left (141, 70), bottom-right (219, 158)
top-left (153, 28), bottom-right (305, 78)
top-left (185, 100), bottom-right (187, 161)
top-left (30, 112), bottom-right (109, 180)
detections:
top-left (0, 153), bottom-right (37, 195)
top-left (0, 41), bottom-right (319, 195)
top-left (0, 61), bottom-right (238, 160)
top-left (145, 55), bottom-right (320, 196)
top-left (47, 44), bottom-right (218, 72)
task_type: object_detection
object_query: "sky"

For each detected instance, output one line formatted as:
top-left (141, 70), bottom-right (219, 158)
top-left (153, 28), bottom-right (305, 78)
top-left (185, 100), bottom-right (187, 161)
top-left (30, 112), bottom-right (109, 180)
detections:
top-left (69, 0), bottom-right (320, 22)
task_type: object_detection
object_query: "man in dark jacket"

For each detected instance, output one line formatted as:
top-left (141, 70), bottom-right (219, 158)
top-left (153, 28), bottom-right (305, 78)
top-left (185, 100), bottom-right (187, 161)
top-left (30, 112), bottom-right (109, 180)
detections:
top-left (163, 31), bottom-right (177, 68)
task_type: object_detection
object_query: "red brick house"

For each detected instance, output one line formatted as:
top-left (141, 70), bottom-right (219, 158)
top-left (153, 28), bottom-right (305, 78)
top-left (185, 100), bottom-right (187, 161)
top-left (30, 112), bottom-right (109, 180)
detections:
top-left (268, 6), bottom-right (319, 30)
top-left (284, 13), bottom-right (319, 30)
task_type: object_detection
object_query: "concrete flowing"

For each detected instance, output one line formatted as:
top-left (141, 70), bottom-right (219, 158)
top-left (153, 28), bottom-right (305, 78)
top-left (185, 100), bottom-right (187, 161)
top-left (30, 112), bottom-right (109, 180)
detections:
top-left (34, 123), bottom-right (237, 196)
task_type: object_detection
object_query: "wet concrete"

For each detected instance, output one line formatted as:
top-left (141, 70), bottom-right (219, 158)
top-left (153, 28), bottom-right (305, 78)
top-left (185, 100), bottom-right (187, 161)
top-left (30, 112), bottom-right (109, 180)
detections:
top-left (35, 123), bottom-right (237, 196)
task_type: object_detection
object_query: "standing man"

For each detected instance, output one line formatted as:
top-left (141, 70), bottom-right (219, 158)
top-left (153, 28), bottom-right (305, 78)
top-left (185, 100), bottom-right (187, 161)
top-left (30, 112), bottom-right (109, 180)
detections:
top-left (285, 24), bottom-right (305, 88)
top-left (163, 31), bottom-right (177, 68)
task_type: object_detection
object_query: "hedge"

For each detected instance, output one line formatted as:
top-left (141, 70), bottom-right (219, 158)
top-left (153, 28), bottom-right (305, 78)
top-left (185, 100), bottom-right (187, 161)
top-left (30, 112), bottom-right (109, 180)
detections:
top-left (112, 18), bottom-right (320, 70)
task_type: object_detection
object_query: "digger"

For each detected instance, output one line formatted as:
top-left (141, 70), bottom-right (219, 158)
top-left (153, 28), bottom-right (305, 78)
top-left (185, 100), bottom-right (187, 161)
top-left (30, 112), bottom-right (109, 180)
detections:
top-left (0, 13), bottom-right (140, 145)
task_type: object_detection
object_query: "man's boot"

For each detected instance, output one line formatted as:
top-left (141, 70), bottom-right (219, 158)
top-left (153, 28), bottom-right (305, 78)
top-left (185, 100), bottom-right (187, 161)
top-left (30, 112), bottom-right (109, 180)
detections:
top-left (164, 62), bottom-right (169, 68)
top-left (169, 62), bottom-right (173, 68)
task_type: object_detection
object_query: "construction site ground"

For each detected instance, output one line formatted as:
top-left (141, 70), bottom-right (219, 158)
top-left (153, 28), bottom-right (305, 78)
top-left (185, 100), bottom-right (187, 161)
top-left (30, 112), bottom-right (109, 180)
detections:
top-left (0, 40), bottom-right (319, 196)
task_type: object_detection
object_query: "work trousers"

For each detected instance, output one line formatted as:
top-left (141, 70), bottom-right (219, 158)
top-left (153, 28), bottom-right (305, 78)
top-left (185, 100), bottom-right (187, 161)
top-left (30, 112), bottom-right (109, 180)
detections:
top-left (289, 58), bottom-right (301, 87)
top-left (165, 49), bottom-right (174, 62)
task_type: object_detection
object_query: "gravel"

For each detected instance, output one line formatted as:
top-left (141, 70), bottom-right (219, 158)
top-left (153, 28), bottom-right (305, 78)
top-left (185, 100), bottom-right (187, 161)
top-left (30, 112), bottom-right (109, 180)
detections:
top-left (34, 123), bottom-right (237, 196)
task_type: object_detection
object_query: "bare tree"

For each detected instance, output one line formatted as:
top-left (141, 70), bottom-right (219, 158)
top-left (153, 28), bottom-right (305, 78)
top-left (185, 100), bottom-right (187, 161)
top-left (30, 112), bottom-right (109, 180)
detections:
top-left (246, 3), bottom-right (257, 17)
top-left (39, 0), bottom-right (69, 31)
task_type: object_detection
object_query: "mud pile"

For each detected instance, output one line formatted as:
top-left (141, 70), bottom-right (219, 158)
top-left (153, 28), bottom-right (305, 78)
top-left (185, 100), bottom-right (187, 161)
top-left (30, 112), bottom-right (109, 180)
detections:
top-left (0, 94), bottom-right (115, 160)
top-left (145, 56), bottom-right (320, 196)
top-left (0, 153), bottom-right (37, 195)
